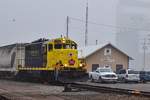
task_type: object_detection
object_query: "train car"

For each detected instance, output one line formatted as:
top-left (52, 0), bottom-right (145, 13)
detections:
top-left (0, 37), bottom-right (86, 82)
top-left (0, 43), bottom-right (25, 78)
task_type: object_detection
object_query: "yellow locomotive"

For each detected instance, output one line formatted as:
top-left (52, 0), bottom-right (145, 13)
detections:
top-left (17, 37), bottom-right (86, 82)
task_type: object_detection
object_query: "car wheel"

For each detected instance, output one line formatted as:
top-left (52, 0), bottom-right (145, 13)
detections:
top-left (98, 77), bottom-right (102, 83)
top-left (90, 76), bottom-right (94, 82)
top-left (141, 80), bottom-right (146, 83)
top-left (122, 78), bottom-right (127, 83)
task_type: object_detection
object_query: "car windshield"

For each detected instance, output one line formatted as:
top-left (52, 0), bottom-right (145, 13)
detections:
top-left (99, 68), bottom-right (112, 72)
top-left (128, 70), bottom-right (138, 74)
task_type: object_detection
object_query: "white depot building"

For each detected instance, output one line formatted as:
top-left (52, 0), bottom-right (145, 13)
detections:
top-left (116, 0), bottom-right (150, 70)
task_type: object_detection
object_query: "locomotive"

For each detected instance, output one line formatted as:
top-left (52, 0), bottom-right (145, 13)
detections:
top-left (0, 37), bottom-right (86, 82)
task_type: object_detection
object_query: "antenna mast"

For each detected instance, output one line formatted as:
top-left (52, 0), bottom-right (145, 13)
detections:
top-left (85, 0), bottom-right (88, 46)
top-left (66, 16), bottom-right (69, 38)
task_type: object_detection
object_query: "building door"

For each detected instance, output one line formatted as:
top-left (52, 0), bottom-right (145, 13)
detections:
top-left (116, 64), bottom-right (123, 73)
top-left (92, 64), bottom-right (99, 71)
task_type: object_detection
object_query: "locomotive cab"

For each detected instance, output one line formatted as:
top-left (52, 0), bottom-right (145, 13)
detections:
top-left (46, 37), bottom-right (82, 71)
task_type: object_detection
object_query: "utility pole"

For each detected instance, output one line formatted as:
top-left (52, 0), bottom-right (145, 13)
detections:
top-left (96, 40), bottom-right (98, 45)
top-left (143, 38), bottom-right (147, 71)
top-left (85, 0), bottom-right (88, 46)
top-left (66, 16), bottom-right (69, 38)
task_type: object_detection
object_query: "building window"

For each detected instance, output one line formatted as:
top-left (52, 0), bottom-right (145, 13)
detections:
top-left (104, 48), bottom-right (111, 56)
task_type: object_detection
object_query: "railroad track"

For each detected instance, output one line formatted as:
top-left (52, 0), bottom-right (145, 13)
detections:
top-left (0, 95), bottom-right (9, 100)
top-left (64, 82), bottom-right (150, 97)
top-left (0, 79), bottom-right (150, 99)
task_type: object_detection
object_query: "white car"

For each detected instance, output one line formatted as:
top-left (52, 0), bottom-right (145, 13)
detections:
top-left (89, 67), bottom-right (118, 83)
top-left (117, 69), bottom-right (140, 83)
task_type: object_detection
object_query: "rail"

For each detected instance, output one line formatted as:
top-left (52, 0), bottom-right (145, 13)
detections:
top-left (0, 95), bottom-right (9, 100)
top-left (64, 82), bottom-right (150, 97)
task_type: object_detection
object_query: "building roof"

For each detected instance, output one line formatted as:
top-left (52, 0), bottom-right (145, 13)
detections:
top-left (78, 43), bottom-right (133, 60)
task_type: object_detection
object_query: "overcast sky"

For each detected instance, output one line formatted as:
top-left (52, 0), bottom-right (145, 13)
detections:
top-left (0, 0), bottom-right (118, 46)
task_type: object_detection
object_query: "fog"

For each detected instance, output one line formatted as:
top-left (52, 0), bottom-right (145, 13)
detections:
top-left (116, 0), bottom-right (150, 70)
top-left (0, 0), bottom-right (117, 46)
top-left (1, 0), bottom-right (150, 70)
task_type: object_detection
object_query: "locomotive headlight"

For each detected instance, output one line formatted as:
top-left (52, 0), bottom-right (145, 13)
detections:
top-left (79, 64), bottom-right (83, 67)
top-left (62, 38), bottom-right (66, 43)
top-left (64, 64), bottom-right (68, 67)
top-left (62, 40), bottom-right (65, 43)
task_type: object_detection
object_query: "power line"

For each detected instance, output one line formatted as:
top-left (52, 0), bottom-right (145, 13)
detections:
top-left (69, 17), bottom-right (150, 32)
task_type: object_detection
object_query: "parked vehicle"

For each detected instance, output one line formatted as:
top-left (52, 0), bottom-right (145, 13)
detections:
top-left (139, 71), bottom-right (150, 83)
top-left (89, 67), bottom-right (118, 83)
top-left (117, 69), bottom-right (140, 83)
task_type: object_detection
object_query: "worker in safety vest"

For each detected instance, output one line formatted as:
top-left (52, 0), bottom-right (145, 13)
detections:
top-left (55, 60), bottom-right (62, 81)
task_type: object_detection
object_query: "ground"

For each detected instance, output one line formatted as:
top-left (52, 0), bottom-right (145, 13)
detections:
top-left (0, 80), bottom-right (149, 100)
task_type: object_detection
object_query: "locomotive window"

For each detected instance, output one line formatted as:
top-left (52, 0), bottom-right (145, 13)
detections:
top-left (63, 44), bottom-right (71, 49)
top-left (48, 44), bottom-right (53, 51)
top-left (71, 43), bottom-right (77, 49)
top-left (54, 44), bottom-right (62, 49)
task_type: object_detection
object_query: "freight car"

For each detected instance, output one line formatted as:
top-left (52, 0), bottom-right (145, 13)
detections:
top-left (0, 43), bottom-right (25, 78)
top-left (0, 37), bottom-right (86, 82)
